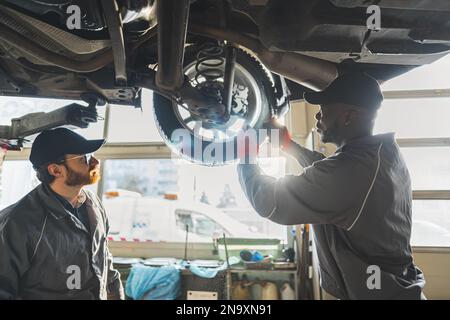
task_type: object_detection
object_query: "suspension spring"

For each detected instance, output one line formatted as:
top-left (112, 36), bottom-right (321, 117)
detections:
top-left (194, 43), bottom-right (225, 101)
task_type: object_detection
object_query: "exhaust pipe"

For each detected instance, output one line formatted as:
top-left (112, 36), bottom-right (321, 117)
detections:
top-left (256, 50), bottom-right (338, 91)
top-left (189, 25), bottom-right (338, 91)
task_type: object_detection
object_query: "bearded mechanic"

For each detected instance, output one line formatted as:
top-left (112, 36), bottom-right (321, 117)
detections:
top-left (0, 128), bottom-right (124, 300)
top-left (238, 73), bottom-right (426, 299)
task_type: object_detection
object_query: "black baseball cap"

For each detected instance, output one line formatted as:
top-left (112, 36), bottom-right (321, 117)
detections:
top-left (303, 73), bottom-right (383, 110)
top-left (30, 127), bottom-right (105, 168)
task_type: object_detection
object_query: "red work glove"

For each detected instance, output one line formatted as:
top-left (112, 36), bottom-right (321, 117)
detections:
top-left (263, 118), bottom-right (292, 150)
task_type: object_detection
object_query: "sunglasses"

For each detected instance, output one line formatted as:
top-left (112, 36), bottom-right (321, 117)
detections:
top-left (59, 153), bottom-right (95, 165)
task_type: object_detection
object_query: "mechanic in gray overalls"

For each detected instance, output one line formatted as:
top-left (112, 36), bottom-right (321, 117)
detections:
top-left (0, 128), bottom-right (123, 299)
top-left (238, 73), bottom-right (426, 299)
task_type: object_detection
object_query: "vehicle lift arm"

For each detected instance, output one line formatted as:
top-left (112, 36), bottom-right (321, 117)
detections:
top-left (0, 94), bottom-right (102, 150)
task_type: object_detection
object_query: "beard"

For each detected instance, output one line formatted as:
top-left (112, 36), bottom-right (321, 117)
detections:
top-left (64, 164), bottom-right (101, 187)
top-left (318, 121), bottom-right (339, 144)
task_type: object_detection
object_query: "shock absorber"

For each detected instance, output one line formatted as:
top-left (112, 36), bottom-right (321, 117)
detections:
top-left (223, 44), bottom-right (237, 121)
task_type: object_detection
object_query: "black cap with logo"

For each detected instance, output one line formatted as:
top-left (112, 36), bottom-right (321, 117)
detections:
top-left (303, 73), bottom-right (384, 110)
top-left (29, 128), bottom-right (105, 168)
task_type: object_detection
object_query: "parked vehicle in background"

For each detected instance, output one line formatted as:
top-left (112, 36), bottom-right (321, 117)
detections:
top-left (103, 189), bottom-right (267, 242)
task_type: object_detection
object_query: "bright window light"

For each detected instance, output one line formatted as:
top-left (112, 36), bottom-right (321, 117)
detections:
top-left (400, 147), bottom-right (450, 191)
top-left (101, 158), bottom-right (287, 242)
top-left (0, 96), bottom-right (105, 142)
top-left (381, 54), bottom-right (450, 91)
top-left (107, 90), bottom-right (163, 143)
top-left (412, 200), bottom-right (450, 247)
top-left (374, 98), bottom-right (450, 139)
top-left (0, 160), bottom-right (98, 210)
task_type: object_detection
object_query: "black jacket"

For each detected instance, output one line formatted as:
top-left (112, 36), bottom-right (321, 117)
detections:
top-left (0, 183), bottom-right (124, 300)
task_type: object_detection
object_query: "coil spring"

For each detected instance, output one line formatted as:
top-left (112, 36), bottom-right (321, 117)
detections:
top-left (194, 43), bottom-right (225, 92)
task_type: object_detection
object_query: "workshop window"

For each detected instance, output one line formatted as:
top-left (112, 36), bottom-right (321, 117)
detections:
top-left (381, 55), bottom-right (450, 91)
top-left (374, 58), bottom-right (450, 247)
top-left (0, 161), bottom-right (37, 210)
top-left (0, 159), bottom-right (98, 210)
top-left (374, 98), bottom-right (450, 139)
top-left (0, 96), bottom-right (60, 125)
top-left (101, 158), bottom-right (287, 242)
top-left (411, 200), bottom-right (450, 247)
top-left (401, 147), bottom-right (450, 190)
top-left (0, 96), bottom-right (106, 142)
top-left (106, 89), bottom-right (163, 143)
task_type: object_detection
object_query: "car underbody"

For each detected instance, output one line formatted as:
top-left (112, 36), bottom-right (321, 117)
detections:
top-left (0, 0), bottom-right (449, 161)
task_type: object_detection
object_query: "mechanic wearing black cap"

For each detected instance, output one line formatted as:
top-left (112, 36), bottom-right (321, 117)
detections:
top-left (0, 128), bottom-right (124, 300)
top-left (238, 73), bottom-right (426, 299)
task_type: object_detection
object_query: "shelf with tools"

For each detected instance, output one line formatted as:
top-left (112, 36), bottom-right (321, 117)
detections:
top-left (226, 267), bottom-right (299, 300)
top-left (216, 229), bottom-right (303, 300)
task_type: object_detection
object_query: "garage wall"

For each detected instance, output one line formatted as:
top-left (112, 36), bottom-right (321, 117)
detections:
top-left (413, 248), bottom-right (450, 299)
